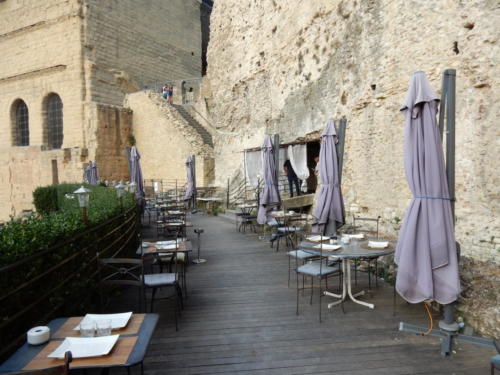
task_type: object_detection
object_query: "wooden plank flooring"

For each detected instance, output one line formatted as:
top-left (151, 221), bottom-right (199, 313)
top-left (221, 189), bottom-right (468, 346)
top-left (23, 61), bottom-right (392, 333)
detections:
top-left (118, 214), bottom-right (494, 374)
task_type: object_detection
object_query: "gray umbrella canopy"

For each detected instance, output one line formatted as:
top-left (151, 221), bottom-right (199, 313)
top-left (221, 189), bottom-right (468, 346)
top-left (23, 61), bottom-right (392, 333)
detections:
top-left (83, 163), bottom-right (92, 184)
top-left (130, 146), bottom-right (145, 206)
top-left (257, 136), bottom-right (281, 224)
top-left (395, 71), bottom-right (460, 305)
top-left (184, 155), bottom-right (196, 201)
top-left (312, 119), bottom-right (345, 235)
top-left (89, 161), bottom-right (99, 186)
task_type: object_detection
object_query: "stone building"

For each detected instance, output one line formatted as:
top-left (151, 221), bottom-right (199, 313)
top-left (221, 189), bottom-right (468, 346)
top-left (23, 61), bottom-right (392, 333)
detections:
top-left (203, 1), bottom-right (499, 336)
top-left (0, 0), bottom-right (212, 220)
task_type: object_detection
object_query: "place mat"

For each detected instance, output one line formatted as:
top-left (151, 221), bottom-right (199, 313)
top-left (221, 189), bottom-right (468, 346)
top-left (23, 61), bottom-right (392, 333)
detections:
top-left (52, 314), bottom-right (145, 339)
top-left (23, 336), bottom-right (137, 370)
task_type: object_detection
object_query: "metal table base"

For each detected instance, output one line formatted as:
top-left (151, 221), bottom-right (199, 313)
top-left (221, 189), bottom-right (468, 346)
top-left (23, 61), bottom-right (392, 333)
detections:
top-left (324, 259), bottom-right (375, 309)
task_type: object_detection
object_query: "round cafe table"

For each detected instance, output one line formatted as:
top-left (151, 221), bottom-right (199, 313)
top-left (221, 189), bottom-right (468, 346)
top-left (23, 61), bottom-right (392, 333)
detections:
top-left (298, 239), bottom-right (394, 309)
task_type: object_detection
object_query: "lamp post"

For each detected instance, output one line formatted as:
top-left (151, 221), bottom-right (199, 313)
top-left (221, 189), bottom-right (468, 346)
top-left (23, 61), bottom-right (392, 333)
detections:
top-left (115, 182), bottom-right (126, 210)
top-left (73, 186), bottom-right (91, 225)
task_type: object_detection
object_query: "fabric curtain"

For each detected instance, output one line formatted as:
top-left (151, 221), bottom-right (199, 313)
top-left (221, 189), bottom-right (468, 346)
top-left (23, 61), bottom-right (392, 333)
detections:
top-left (288, 144), bottom-right (310, 192)
top-left (245, 151), bottom-right (262, 188)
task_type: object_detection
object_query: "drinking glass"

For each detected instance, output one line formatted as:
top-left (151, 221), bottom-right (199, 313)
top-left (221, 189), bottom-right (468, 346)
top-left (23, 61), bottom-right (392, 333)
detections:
top-left (341, 235), bottom-right (350, 245)
top-left (80, 320), bottom-right (95, 337)
top-left (96, 319), bottom-right (112, 336)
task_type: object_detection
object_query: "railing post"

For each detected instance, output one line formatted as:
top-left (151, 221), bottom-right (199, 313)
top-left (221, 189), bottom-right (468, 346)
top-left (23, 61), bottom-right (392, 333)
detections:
top-left (226, 178), bottom-right (230, 208)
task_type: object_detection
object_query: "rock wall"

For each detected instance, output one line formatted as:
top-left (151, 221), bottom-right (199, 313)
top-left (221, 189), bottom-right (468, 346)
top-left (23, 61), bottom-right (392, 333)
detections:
top-left (125, 91), bottom-right (213, 187)
top-left (205, 0), bottom-right (499, 336)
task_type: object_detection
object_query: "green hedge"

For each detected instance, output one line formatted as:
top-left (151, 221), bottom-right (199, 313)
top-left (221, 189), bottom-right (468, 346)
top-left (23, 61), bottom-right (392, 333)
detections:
top-left (0, 183), bottom-right (136, 267)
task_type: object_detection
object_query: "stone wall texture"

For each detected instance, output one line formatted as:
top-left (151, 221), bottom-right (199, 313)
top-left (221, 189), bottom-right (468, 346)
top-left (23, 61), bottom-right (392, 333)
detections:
top-left (0, 0), bottom-right (204, 220)
top-left (205, 0), bottom-right (499, 336)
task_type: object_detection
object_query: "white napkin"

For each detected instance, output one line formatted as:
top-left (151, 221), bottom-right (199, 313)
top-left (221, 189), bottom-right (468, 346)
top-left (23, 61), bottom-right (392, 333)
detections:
top-left (314, 244), bottom-right (341, 250)
top-left (344, 233), bottom-right (365, 239)
top-left (307, 235), bottom-right (330, 242)
top-left (368, 240), bottom-right (389, 248)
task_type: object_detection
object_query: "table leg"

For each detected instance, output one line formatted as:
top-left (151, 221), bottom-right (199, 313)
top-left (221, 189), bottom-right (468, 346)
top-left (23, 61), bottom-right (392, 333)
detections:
top-left (345, 259), bottom-right (374, 309)
top-left (325, 259), bottom-right (346, 308)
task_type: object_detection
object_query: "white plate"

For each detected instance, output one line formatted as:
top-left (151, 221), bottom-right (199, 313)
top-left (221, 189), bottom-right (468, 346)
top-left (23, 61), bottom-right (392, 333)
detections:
top-left (48, 335), bottom-right (119, 359)
top-left (314, 244), bottom-right (341, 250)
top-left (344, 233), bottom-right (365, 239)
top-left (74, 312), bottom-right (132, 330)
top-left (368, 240), bottom-right (389, 248)
top-left (307, 235), bottom-right (330, 242)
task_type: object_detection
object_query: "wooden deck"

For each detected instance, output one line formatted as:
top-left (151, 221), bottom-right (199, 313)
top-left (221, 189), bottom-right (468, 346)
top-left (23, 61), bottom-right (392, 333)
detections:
top-left (126, 214), bottom-right (493, 374)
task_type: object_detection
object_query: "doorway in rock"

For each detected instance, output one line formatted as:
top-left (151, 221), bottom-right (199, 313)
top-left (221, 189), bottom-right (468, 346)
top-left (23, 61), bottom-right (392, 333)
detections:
top-left (306, 141), bottom-right (320, 193)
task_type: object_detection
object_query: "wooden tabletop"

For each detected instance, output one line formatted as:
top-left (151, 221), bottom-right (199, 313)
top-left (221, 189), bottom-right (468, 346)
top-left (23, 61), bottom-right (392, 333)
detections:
top-left (0, 314), bottom-right (160, 372)
top-left (142, 241), bottom-right (193, 255)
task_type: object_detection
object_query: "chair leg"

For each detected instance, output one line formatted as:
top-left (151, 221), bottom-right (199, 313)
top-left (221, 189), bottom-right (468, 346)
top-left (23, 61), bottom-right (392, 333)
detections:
top-left (319, 277), bottom-right (322, 323)
top-left (296, 271), bottom-right (300, 316)
top-left (310, 277), bottom-right (314, 305)
top-left (368, 260), bottom-right (372, 289)
top-left (288, 255), bottom-right (291, 288)
top-left (393, 282), bottom-right (397, 316)
top-left (150, 288), bottom-right (157, 312)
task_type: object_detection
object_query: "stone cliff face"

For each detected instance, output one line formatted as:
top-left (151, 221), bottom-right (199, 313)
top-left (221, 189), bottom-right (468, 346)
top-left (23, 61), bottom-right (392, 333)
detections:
top-left (206, 0), bottom-right (499, 335)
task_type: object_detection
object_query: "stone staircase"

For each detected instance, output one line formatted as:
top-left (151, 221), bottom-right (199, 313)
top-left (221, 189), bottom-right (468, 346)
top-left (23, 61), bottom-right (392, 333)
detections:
top-left (171, 104), bottom-right (213, 147)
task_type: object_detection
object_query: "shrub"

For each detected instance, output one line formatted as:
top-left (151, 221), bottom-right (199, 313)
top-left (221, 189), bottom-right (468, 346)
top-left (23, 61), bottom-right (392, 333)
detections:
top-left (33, 186), bottom-right (59, 214)
top-left (0, 183), bottom-right (136, 267)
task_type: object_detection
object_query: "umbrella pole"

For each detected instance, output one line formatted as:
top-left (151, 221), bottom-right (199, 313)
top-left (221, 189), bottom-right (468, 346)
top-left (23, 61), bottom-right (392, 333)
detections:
top-left (337, 118), bottom-right (347, 184)
top-left (273, 134), bottom-right (280, 193)
top-left (192, 155), bottom-right (197, 213)
top-left (439, 69), bottom-right (459, 333)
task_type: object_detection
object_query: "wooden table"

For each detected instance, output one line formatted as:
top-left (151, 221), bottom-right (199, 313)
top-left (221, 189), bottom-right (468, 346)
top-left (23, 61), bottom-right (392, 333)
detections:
top-left (299, 238), bottom-right (395, 310)
top-left (0, 313), bottom-right (158, 374)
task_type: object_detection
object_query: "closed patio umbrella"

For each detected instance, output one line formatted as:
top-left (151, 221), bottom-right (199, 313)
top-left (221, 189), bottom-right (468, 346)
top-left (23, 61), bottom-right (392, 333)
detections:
top-left (89, 161), bottom-right (99, 186)
top-left (312, 119), bottom-right (345, 236)
top-left (395, 71), bottom-right (460, 304)
top-left (257, 136), bottom-right (281, 224)
top-left (83, 162), bottom-right (91, 184)
top-left (184, 155), bottom-right (196, 206)
top-left (130, 146), bottom-right (145, 209)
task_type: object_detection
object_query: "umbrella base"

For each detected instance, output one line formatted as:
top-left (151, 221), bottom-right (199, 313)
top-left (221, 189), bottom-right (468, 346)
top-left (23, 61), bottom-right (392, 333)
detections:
top-left (438, 320), bottom-right (460, 332)
top-left (399, 322), bottom-right (495, 356)
top-left (192, 258), bottom-right (207, 264)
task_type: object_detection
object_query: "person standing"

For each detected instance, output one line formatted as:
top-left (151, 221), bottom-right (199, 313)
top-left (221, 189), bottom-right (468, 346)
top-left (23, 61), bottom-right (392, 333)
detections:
top-left (283, 159), bottom-right (300, 197)
top-left (168, 85), bottom-right (174, 104)
top-left (162, 85), bottom-right (168, 99)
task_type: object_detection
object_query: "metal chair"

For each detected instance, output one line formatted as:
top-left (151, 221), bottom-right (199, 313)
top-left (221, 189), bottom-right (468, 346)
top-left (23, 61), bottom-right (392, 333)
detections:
top-left (5, 352), bottom-right (72, 375)
top-left (295, 237), bottom-right (341, 322)
top-left (97, 251), bottom-right (183, 330)
top-left (350, 215), bottom-right (381, 289)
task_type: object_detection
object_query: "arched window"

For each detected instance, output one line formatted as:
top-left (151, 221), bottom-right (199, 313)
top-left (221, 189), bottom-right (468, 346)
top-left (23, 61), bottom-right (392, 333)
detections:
top-left (46, 93), bottom-right (63, 149)
top-left (11, 100), bottom-right (29, 146)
